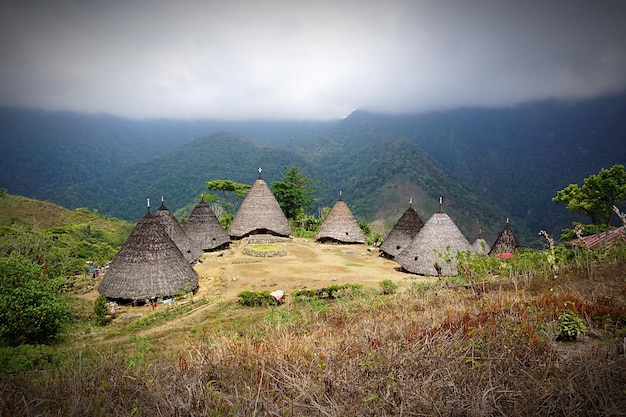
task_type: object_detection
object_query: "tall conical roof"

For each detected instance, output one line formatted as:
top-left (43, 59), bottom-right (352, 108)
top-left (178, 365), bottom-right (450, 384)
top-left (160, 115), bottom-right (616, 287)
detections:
top-left (227, 170), bottom-right (292, 238)
top-left (379, 199), bottom-right (424, 258)
top-left (488, 220), bottom-right (520, 255)
top-left (315, 192), bottom-right (365, 244)
top-left (153, 200), bottom-right (203, 263)
top-left (98, 207), bottom-right (199, 301)
top-left (395, 205), bottom-right (471, 276)
top-left (471, 239), bottom-right (489, 255)
top-left (183, 201), bottom-right (231, 251)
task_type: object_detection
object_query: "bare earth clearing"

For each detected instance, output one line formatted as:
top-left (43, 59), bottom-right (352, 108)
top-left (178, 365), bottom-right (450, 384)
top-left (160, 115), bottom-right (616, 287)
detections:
top-left (194, 237), bottom-right (425, 300)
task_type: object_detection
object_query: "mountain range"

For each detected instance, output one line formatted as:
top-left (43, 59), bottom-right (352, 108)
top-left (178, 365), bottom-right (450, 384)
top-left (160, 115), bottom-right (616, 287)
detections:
top-left (1, 93), bottom-right (625, 248)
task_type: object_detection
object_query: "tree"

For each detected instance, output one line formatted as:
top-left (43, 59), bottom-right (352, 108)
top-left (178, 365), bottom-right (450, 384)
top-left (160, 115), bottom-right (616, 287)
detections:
top-left (552, 164), bottom-right (626, 228)
top-left (0, 253), bottom-right (72, 345)
top-left (205, 180), bottom-right (251, 215)
top-left (271, 166), bottom-right (316, 219)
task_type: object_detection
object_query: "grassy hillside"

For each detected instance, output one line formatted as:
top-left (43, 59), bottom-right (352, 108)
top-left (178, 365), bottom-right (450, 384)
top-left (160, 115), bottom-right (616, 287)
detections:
top-left (0, 191), bottom-right (133, 274)
top-left (1, 237), bottom-right (625, 416)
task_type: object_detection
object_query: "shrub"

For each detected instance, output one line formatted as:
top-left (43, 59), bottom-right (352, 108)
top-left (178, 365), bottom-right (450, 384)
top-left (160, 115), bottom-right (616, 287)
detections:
top-left (379, 279), bottom-right (398, 295)
top-left (237, 290), bottom-right (279, 307)
top-left (293, 284), bottom-right (363, 301)
top-left (0, 254), bottom-right (72, 345)
top-left (557, 310), bottom-right (588, 341)
top-left (93, 295), bottom-right (110, 326)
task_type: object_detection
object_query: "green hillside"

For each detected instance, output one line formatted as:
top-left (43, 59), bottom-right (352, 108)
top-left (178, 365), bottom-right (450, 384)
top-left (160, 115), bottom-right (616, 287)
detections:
top-left (0, 191), bottom-right (133, 275)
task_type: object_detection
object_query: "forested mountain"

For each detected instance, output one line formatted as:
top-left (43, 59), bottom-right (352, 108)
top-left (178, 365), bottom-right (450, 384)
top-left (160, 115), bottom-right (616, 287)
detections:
top-left (1, 94), bottom-right (625, 248)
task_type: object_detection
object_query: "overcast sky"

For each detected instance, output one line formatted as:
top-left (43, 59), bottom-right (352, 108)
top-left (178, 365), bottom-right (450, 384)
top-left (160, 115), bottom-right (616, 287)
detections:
top-left (1, 0), bottom-right (625, 120)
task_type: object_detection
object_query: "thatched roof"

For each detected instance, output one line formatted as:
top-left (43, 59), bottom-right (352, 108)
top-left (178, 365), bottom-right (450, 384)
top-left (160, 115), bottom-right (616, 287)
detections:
top-left (315, 193), bottom-right (365, 244)
top-left (395, 204), bottom-right (471, 276)
top-left (471, 239), bottom-right (489, 255)
top-left (153, 200), bottom-right (203, 263)
top-left (379, 200), bottom-right (424, 258)
top-left (488, 221), bottom-right (520, 255)
top-left (183, 201), bottom-right (231, 251)
top-left (98, 208), bottom-right (199, 301)
top-left (227, 171), bottom-right (292, 238)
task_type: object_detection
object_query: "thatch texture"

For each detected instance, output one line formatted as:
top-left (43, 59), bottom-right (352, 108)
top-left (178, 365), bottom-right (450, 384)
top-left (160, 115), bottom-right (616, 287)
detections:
top-left (488, 223), bottom-right (520, 255)
top-left (315, 194), bottom-right (365, 244)
top-left (98, 210), bottom-right (199, 301)
top-left (379, 202), bottom-right (424, 258)
top-left (183, 201), bottom-right (231, 251)
top-left (153, 201), bottom-right (202, 263)
top-left (471, 238), bottom-right (489, 255)
top-left (395, 210), bottom-right (471, 276)
top-left (228, 175), bottom-right (292, 238)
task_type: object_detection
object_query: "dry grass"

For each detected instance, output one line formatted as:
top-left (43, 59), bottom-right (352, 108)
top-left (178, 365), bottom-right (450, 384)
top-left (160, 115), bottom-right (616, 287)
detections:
top-left (2, 253), bottom-right (626, 417)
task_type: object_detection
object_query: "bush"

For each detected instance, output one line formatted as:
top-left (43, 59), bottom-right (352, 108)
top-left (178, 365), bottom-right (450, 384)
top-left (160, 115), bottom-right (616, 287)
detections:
top-left (557, 310), bottom-right (588, 341)
top-left (237, 290), bottom-right (279, 307)
top-left (0, 254), bottom-right (72, 345)
top-left (93, 295), bottom-right (110, 326)
top-left (293, 284), bottom-right (363, 301)
top-left (379, 279), bottom-right (398, 295)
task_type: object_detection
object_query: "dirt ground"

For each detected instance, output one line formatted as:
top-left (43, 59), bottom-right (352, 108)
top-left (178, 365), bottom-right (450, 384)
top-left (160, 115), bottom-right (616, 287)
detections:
top-left (193, 237), bottom-right (427, 301)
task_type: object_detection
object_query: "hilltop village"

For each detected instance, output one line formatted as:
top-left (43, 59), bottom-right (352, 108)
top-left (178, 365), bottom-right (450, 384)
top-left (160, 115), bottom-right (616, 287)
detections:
top-left (99, 170), bottom-right (519, 304)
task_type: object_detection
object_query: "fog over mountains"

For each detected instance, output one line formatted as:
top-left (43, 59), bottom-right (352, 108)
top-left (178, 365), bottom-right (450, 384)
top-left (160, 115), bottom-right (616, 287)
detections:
top-left (1, 93), bottom-right (625, 247)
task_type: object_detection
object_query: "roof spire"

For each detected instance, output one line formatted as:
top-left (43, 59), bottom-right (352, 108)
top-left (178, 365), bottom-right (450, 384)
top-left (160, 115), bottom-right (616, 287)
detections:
top-left (147, 198), bottom-right (151, 214)
top-left (437, 196), bottom-right (444, 213)
top-left (409, 197), bottom-right (413, 207)
top-left (258, 167), bottom-right (263, 179)
top-left (339, 190), bottom-right (343, 201)
top-left (506, 217), bottom-right (509, 224)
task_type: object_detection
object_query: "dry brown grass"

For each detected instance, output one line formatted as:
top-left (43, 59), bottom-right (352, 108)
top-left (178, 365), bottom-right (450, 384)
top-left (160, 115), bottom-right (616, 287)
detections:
top-left (2, 245), bottom-right (626, 416)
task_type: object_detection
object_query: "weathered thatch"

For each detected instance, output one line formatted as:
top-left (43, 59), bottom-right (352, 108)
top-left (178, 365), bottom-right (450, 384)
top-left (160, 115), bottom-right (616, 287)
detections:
top-left (183, 201), bottom-right (231, 251)
top-left (228, 171), bottom-right (292, 238)
top-left (315, 192), bottom-right (365, 244)
top-left (471, 238), bottom-right (489, 255)
top-left (153, 200), bottom-right (203, 263)
top-left (379, 199), bottom-right (424, 258)
top-left (395, 203), bottom-right (471, 276)
top-left (488, 221), bottom-right (520, 255)
top-left (98, 207), bottom-right (199, 302)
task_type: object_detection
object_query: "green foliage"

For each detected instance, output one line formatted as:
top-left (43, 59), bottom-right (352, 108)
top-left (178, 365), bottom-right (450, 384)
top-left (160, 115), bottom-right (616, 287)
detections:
top-left (0, 344), bottom-right (67, 377)
top-left (271, 166), bottom-right (317, 219)
top-left (205, 179), bottom-right (251, 215)
top-left (237, 290), bottom-right (279, 307)
top-left (379, 279), bottom-right (398, 295)
top-left (293, 284), bottom-right (363, 301)
top-left (553, 164), bottom-right (626, 227)
top-left (557, 310), bottom-right (588, 341)
top-left (456, 250), bottom-right (504, 282)
top-left (93, 295), bottom-right (110, 326)
top-left (0, 253), bottom-right (72, 346)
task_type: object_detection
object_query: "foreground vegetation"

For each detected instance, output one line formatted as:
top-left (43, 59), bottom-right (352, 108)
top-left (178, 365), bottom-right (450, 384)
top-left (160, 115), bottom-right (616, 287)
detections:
top-left (1, 240), bottom-right (625, 416)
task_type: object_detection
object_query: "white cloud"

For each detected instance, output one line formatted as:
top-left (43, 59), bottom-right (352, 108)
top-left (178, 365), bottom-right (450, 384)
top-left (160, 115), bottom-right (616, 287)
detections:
top-left (1, 0), bottom-right (625, 119)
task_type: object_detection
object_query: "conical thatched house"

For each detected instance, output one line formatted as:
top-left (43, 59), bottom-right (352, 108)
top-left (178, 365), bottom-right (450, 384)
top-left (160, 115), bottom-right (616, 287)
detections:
top-left (315, 192), bottom-right (365, 244)
top-left (153, 199), bottom-right (203, 263)
top-left (471, 238), bottom-right (489, 255)
top-left (98, 204), bottom-right (199, 302)
top-left (471, 228), bottom-right (489, 255)
top-left (395, 200), bottom-right (471, 276)
top-left (183, 200), bottom-right (231, 251)
top-left (488, 220), bottom-right (520, 255)
top-left (379, 199), bottom-right (424, 258)
top-left (227, 169), bottom-right (292, 238)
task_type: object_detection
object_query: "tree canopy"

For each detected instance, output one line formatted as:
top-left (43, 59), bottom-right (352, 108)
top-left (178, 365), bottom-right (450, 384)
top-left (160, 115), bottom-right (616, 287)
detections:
top-left (205, 180), bottom-right (251, 215)
top-left (271, 166), bottom-right (316, 219)
top-left (552, 164), bottom-right (626, 228)
top-left (0, 253), bottom-right (72, 345)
